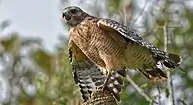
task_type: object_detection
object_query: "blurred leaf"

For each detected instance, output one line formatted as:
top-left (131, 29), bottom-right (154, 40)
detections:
top-left (21, 37), bottom-right (42, 46)
top-left (107, 0), bottom-right (121, 14)
top-left (172, 27), bottom-right (184, 35)
top-left (165, 88), bottom-right (170, 98)
top-left (140, 83), bottom-right (149, 89)
top-left (0, 33), bottom-right (21, 55)
top-left (156, 19), bottom-right (165, 27)
top-left (32, 49), bottom-right (57, 75)
top-left (185, 10), bottom-right (193, 34)
top-left (0, 20), bottom-right (10, 31)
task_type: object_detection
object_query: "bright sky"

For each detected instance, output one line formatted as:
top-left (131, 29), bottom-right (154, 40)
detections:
top-left (0, 0), bottom-right (65, 51)
top-left (0, 0), bottom-right (108, 52)
top-left (0, 0), bottom-right (148, 52)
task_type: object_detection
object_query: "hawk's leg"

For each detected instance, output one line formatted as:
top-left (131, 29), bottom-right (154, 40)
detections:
top-left (102, 70), bottom-right (111, 90)
top-left (102, 68), bottom-right (125, 90)
top-left (100, 69), bottom-right (125, 101)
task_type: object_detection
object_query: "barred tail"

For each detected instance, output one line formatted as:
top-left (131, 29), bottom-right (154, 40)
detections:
top-left (72, 61), bottom-right (124, 102)
top-left (72, 61), bottom-right (106, 102)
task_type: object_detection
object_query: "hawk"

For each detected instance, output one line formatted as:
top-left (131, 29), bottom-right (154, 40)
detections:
top-left (68, 39), bottom-right (123, 101)
top-left (62, 6), bottom-right (182, 100)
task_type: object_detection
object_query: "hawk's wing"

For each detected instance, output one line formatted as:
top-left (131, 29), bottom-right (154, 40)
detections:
top-left (97, 19), bottom-right (181, 69)
top-left (68, 39), bottom-right (123, 101)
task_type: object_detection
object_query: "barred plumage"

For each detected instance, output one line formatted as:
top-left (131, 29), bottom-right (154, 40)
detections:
top-left (71, 61), bottom-right (123, 101)
top-left (68, 40), bottom-right (123, 102)
top-left (98, 19), bottom-right (182, 68)
top-left (97, 19), bottom-right (182, 80)
top-left (72, 61), bottom-right (106, 101)
top-left (63, 6), bottom-right (182, 101)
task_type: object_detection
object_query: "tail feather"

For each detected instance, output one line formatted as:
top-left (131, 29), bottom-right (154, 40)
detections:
top-left (168, 53), bottom-right (182, 64)
top-left (163, 53), bottom-right (182, 69)
top-left (138, 68), bottom-right (167, 81)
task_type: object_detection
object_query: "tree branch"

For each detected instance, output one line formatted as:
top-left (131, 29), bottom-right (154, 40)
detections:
top-left (130, 0), bottom-right (149, 26)
top-left (163, 22), bottom-right (175, 105)
top-left (126, 74), bottom-right (157, 104)
top-left (157, 86), bottom-right (161, 105)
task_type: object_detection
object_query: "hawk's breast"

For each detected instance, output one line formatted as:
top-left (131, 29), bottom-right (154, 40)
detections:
top-left (70, 20), bottom-right (106, 67)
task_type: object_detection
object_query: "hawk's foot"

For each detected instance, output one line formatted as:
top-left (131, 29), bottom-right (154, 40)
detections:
top-left (101, 70), bottom-right (124, 101)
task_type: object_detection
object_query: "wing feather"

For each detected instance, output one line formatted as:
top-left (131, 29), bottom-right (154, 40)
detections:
top-left (97, 19), bottom-right (181, 68)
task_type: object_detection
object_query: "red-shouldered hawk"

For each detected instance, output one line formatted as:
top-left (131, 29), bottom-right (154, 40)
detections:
top-left (62, 6), bottom-right (182, 100)
top-left (68, 39), bottom-right (123, 101)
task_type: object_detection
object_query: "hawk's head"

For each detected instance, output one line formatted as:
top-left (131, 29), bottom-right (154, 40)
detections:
top-left (62, 6), bottom-right (87, 27)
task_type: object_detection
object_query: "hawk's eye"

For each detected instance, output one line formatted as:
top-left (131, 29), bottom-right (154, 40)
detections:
top-left (71, 9), bottom-right (78, 14)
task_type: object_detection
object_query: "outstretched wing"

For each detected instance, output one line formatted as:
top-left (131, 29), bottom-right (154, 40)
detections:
top-left (68, 39), bottom-right (123, 101)
top-left (97, 19), bottom-right (181, 69)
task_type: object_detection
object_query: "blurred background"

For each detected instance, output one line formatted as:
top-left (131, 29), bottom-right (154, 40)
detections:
top-left (0, 0), bottom-right (193, 105)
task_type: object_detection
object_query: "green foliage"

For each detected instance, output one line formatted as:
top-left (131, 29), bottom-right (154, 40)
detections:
top-left (32, 49), bottom-right (56, 75)
top-left (107, 0), bottom-right (121, 14)
top-left (31, 46), bottom-right (81, 105)
top-left (0, 33), bottom-right (21, 55)
top-left (0, 34), bottom-right (81, 105)
top-left (0, 20), bottom-right (10, 31)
